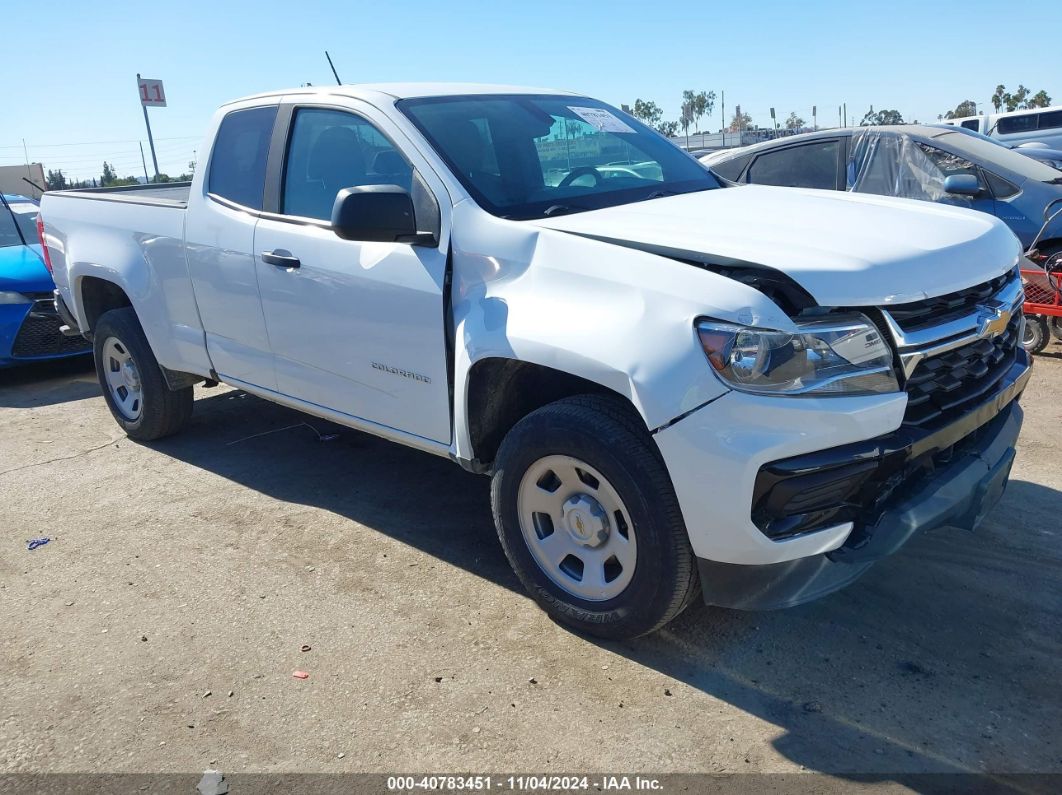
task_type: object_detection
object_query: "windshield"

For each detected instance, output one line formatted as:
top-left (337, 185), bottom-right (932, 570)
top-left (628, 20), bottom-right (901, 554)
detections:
top-left (0, 200), bottom-right (38, 249)
top-left (399, 94), bottom-right (718, 219)
top-left (929, 130), bottom-right (1062, 182)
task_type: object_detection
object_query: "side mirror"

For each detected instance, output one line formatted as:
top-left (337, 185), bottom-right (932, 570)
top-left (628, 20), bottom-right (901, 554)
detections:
top-left (943, 174), bottom-right (981, 196)
top-left (330, 185), bottom-right (435, 244)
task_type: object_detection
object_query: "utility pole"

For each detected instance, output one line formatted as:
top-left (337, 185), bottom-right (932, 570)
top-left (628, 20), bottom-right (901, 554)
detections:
top-left (137, 73), bottom-right (161, 182)
top-left (813, 105), bottom-right (817, 131)
top-left (139, 142), bottom-right (150, 184)
top-left (843, 102), bottom-right (847, 127)
top-left (720, 90), bottom-right (725, 147)
top-left (21, 139), bottom-right (33, 196)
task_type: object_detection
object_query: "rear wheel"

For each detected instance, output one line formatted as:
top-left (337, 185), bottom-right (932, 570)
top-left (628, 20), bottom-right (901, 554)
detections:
top-left (491, 395), bottom-right (699, 639)
top-left (1022, 314), bottom-right (1050, 355)
top-left (93, 307), bottom-right (193, 440)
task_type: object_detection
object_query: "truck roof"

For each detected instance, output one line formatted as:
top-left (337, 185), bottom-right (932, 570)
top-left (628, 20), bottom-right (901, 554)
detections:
top-left (221, 82), bottom-right (581, 106)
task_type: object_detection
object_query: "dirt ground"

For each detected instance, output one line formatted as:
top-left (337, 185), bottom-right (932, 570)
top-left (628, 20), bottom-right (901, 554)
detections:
top-left (1, 345), bottom-right (1060, 782)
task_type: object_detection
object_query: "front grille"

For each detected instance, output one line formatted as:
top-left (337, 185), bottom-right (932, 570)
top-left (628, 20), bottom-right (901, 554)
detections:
top-left (902, 314), bottom-right (1020, 427)
top-left (886, 271), bottom-right (1012, 333)
top-left (11, 303), bottom-right (92, 359)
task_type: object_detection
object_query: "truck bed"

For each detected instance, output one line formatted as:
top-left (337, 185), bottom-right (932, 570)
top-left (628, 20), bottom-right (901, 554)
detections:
top-left (51, 182), bottom-right (190, 208)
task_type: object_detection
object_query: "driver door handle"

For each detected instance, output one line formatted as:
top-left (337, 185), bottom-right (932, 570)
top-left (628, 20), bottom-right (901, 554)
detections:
top-left (261, 249), bottom-right (301, 269)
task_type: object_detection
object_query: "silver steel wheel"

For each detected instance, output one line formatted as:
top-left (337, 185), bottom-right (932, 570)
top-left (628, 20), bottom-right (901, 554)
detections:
top-left (516, 455), bottom-right (637, 601)
top-left (101, 336), bottom-right (143, 421)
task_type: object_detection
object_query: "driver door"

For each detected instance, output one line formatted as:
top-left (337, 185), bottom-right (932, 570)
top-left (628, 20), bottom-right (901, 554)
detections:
top-left (254, 103), bottom-right (452, 444)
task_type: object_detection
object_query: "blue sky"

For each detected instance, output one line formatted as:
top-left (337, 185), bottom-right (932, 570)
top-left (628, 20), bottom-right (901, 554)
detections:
top-left (2, 0), bottom-right (1058, 182)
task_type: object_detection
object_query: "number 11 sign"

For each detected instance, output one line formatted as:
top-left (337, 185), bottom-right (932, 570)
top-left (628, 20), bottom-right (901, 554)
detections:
top-left (136, 73), bottom-right (164, 181)
top-left (138, 78), bottom-right (166, 107)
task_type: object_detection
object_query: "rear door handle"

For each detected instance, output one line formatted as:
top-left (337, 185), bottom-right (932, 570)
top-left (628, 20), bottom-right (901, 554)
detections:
top-left (261, 249), bottom-right (301, 269)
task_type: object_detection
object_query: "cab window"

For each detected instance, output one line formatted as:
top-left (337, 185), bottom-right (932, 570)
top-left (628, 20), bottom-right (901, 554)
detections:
top-left (281, 108), bottom-right (413, 221)
top-left (207, 106), bottom-right (278, 210)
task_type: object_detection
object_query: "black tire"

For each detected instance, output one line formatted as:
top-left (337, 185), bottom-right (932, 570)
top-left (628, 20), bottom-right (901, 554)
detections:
top-left (1022, 314), bottom-right (1050, 355)
top-left (491, 394), bottom-right (699, 640)
top-left (93, 307), bottom-right (193, 440)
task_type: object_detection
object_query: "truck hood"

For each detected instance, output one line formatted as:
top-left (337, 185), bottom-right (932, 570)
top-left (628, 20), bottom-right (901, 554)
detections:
top-left (0, 244), bottom-right (53, 294)
top-left (530, 185), bottom-right (1021, 306)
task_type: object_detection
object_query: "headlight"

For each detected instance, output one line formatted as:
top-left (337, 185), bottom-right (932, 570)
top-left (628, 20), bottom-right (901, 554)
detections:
top-left (0, 292), bottom-right (32, 305)
top-left (696, 314), bottom-right (899, 396)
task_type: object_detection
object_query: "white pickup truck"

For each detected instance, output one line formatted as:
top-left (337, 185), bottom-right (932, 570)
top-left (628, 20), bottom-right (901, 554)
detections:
top-left (39, 84), bottom-right (1031, 639)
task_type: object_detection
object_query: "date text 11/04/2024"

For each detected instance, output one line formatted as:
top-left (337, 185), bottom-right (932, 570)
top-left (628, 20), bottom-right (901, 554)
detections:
top-left (387, 776), bottom-right (663, 791)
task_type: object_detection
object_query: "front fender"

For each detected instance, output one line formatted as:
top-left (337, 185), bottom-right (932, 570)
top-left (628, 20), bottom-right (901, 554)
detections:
top-left (449, 203), bottom-right (790, 460)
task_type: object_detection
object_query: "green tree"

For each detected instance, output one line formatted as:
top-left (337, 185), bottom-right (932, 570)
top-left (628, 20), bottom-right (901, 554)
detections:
top-left (727, 105), bottom-right (753, 133)
top-left (679, 101), bottom-right (695, 146)
top-left (943, 99), bottom-right (977, 119)
top-left (46, 169), bottom-right (67, 190)
top-left (681, 89), bottom-right (716, 146)
top-left (860, 107), bottom-right (905, 126)
top-left (992, 84), bottom-right (1052, 113)
top-left (1028, 89), bottom-right (1052, 108)
top-left (631, 99), bottom-right (662, 129)
top-left (992, 85), bottom-right (1007, 112)
top-left (785, 112), bottom-right (806, 130)
top-left (1006, 85), bottom-right (1031, 112)
top-left (657, 120), bottom-right (679, 138)
top-left (101, 161), bottom-right (117, 186)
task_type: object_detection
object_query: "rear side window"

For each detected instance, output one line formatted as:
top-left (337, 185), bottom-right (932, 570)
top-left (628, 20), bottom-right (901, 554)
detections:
top-left (961, 119), bottom-right (980, 131)
top-left (997, 114), bottom-right (1037, 135)
top-left (208, 106), bottom-right (278, 209)
top-left (747, 141), bottom-right (839, 190)
top-left (1038, 110), bottom-right (1062, 131)
top-left (711, 153), bottom-right (753, 182)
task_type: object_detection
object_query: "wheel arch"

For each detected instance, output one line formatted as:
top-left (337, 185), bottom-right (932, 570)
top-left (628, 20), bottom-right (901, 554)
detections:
top-left (78, 275), bottom-right (133, 334)
top-left (462, 356), bottom-right (646, 472)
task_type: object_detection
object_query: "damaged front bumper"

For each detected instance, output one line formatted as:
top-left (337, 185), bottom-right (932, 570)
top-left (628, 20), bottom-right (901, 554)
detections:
top-left (696, 355), bottom-right (1030, 610)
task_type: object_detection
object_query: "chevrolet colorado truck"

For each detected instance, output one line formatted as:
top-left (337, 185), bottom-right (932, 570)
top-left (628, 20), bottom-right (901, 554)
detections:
top-left (39, 84), bottom-right (1031, 639)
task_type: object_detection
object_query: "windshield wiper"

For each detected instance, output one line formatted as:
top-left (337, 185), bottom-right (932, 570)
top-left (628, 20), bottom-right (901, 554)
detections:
top-left (542, 204), bottom-right (588, 217)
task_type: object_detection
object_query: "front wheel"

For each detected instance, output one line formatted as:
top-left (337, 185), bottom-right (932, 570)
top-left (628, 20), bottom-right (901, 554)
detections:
top-left (93, 307), bottom-right (193, 440)
top-left (1022, 314), bottom-right (1050, 355)
top-left (491, 395), bottom-right (699, 639)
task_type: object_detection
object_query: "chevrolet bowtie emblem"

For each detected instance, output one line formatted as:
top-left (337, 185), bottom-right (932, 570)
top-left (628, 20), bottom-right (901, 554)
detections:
top-left (975, 299), bottom-right (1012, 340)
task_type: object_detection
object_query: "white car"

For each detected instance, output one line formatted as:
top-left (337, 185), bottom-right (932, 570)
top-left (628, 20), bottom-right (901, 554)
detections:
top-left (39, 84), bottom-right (1030, 639)
top-left (942, 105), bottom-right (1062, 150)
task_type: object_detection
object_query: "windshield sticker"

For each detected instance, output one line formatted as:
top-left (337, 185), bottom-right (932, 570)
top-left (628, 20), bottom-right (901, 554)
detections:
top-left (568, 107), bottom-right (636, 134)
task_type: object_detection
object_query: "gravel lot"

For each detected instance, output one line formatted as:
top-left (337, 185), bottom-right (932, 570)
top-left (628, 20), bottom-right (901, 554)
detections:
top-left (1, 346), bottom-right (1060, 780)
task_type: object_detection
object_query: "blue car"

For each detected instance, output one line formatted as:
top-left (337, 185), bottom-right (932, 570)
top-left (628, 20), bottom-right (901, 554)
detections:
top-left (704, 125), bottom-right (1062, 256)
top-left (0, 193), bottom-right (91, 366)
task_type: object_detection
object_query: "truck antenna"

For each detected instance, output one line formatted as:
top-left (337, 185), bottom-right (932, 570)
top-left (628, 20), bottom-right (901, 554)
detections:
top-left (325, 51), bottom-right (342, 85)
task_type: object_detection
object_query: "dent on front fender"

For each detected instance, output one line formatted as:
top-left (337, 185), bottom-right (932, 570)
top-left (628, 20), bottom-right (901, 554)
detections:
top-left (448, 204), bottom-right (788, 451)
